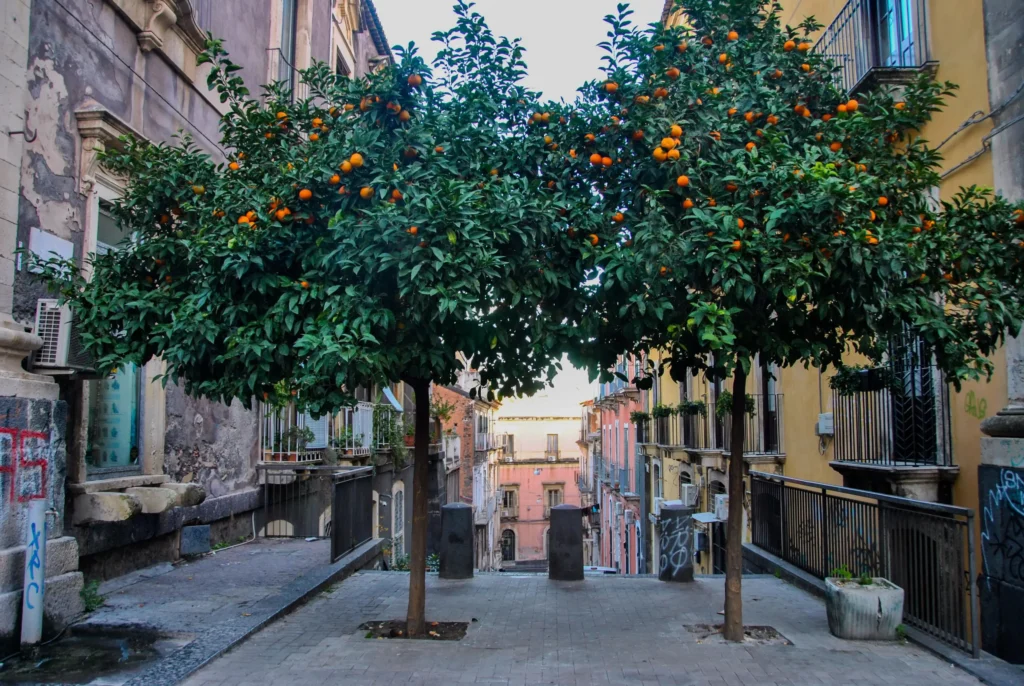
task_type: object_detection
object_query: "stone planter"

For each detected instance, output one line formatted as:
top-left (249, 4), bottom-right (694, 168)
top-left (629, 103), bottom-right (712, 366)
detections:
top-left (825, 577), bottom-right (904, 640)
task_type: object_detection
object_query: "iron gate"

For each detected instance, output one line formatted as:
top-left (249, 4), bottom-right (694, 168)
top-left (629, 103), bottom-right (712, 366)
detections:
top-left (331, 469), bottom-right (374, 562)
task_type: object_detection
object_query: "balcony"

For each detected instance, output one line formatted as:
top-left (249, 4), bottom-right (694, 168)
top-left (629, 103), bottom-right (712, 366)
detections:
top-left (501, 504), bottom-right (518, 520)
top-left (711, 394), bottom-right (784, 457)
top-left (647, 409), bottom-right (711, 450)
top-left (476, 432), bottom-right (510, 452)
top-left (816, 0), bottom-right (934, 94)
top-left (259, 401), bottom-right (398, 463)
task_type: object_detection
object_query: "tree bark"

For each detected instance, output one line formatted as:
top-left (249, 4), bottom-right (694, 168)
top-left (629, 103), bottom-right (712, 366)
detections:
top-left (406, 377), bottom-right (430, 636)
top-left (722, 364), bottom-right (747, 642)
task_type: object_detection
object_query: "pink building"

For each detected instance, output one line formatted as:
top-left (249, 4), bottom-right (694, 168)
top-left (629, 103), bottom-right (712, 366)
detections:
top-left (594, 355), bottom-right (644, 574)
top-left (496, 416), bottom-right (581, 568)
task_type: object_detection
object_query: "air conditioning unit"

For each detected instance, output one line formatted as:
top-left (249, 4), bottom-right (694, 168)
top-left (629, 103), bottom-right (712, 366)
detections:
top-left (33, 299), bottom-right (71, 367)
top-left (501, 508), bottom-right (511, 518)
top-left (681, 484), bottom-right (699, 508)
top-left (504, 456), bottom-right (514, 463)
top-left (714, 494), bottom-right (729, 522)
top-left (547, 455), bottom-right (556, 462)
top-left (652, 496), bottom-right (666, 516)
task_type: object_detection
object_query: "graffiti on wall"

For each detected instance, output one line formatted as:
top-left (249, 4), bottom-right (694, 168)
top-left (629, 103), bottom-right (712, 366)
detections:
top-left (980, 466), bottom-right (1024, 589)
top-left (0, 428), bottom-right (50, 507)
top-left (964, 391), bottom-right (988, 420)
top-left (659, 511), bottom-right (692, 580)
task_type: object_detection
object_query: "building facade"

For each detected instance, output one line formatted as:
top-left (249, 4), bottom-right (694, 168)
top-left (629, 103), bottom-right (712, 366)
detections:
top-left (0, 0), bottom-right (392, 645)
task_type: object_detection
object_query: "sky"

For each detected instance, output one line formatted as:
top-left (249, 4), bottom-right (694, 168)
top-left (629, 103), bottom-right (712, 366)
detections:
top-left (373, 0), bottom-right (667, 103)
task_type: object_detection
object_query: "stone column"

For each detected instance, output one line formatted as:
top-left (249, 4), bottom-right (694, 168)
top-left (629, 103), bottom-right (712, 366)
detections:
top-left (658, 503), bottom-right (694, 583)
top-left (0, 316), bottom-right (84, 651)
top-left (439, 502), bottom-right (472, 579)
top-left (548, 504), bottom-right (583, 581)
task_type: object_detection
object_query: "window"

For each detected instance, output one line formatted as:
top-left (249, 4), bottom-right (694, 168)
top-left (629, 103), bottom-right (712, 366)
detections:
top-left (279, 0), bottom-right (298, 93)
top-left (545, 434), bottom-right (558, 458)
top-left (653, 463), bottom-right (662, 499)
top-left (543, 486), bottom-right (563, 518)
top-left (501, 530), bottom-right (516, 561)
top-left (501, 486), bottom-right (518, 518)
top-left (86, 202), bottom-right (141, 476)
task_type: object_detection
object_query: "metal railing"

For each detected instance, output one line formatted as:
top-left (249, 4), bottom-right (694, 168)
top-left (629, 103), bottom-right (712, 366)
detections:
top-left (816, 0), bottom-right (931, 93)
top-left (544, 450), bottom-right (560, 460)
top-left (618, 466), bottom-right (629, 493)
top-left (651, 409), bottom-right (711, 449)
top-left (712, 394), bottom-right (784, 455)
top-left (833, 368), bottom-right (952, 466)
top-left (475, 432), bottom-right (498, 451)
top-left (257, 464), bottom-right (372, 555)
top-left (750, 472), bottom-right (979, 656)
top-left (331, 467), bottom-right (374, 562)
top-left (259, 402), bottom-right (397, 463)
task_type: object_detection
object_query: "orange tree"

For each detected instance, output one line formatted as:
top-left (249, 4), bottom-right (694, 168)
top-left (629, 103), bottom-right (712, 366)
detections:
top-left (568, 0), bottom-right (1024, 640)
top-left (33, 2), bottom-right (594, 636)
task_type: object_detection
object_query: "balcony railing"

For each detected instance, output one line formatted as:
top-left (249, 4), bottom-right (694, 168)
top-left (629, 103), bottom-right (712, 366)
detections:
top-left (475, 432), bottom-right (496, 451)
top-left (501, 504), bottom-right (518, 519)
top-left (646, 410), bottom-right (711, 450)
top-left (816, 0), bottom-right (931, 93)
top-left (711, 394), bottom-right (784, 456)
top-left (259, 401), bottom-right (397, 463)
top-left (832, 366), bottom-right (952, 467)
top-left (750, 472), bottom-right (978, 656)
top-left (544, 450), bottom-right (560, 461)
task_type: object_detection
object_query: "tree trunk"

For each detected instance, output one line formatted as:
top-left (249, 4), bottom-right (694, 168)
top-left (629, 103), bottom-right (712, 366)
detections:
top-left (722, 365), bottom-right (747, 642)
top-left (406, 377), bottom-right (430, 636)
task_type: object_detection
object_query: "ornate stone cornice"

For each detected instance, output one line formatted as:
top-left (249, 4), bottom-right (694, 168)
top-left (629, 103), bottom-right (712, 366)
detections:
top-left (74, 106), bottom-right (142, 195)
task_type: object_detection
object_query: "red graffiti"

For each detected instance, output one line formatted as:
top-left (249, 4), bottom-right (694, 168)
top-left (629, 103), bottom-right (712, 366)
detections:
top-left (0, 428), bottom-right (49, 503)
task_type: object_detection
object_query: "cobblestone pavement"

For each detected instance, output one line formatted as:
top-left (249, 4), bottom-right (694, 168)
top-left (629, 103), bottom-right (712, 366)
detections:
top-left (181, 572), bottom-right (978, 686)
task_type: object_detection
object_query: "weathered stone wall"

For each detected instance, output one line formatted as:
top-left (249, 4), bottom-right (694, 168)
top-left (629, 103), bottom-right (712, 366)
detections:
top-left (163, 384), bottom-right (259, 498)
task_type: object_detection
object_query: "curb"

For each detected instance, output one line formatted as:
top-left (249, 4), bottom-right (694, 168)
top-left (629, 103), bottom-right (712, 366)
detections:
top-left (743, 543), bottom-right (1024, 686)
top-left (121, 538), bottom-right (385, 686)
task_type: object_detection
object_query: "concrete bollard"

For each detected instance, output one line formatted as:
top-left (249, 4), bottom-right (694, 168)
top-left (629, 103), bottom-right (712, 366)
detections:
top-left (439, 503), bottom-right (473, 579)
top-left (658, 503), bottom-right (694, 582)
top-left (548, 504), bottom-right (584, 581)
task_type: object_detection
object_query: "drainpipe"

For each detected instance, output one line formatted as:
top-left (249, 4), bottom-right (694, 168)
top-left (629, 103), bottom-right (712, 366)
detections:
top-left (20, 501), bottom-right (50, 647)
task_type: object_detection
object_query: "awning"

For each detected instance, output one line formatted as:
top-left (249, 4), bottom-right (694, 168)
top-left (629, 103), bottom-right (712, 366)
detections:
top-left (382, 387), bottom-right (403, 412)
top-left (692, 512), bottom-right (722, 523)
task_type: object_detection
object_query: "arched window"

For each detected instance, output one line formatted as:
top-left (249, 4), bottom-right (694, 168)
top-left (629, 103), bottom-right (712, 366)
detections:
top-left (501, 529), bottom-right (516, 561)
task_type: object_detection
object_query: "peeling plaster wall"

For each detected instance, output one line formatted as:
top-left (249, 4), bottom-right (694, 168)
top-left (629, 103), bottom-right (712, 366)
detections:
top-left (162, 383), bottom-right (259, 497)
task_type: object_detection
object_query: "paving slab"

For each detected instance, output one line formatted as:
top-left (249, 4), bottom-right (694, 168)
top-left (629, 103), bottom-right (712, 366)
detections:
top-left (181, 572), bottom-right (982, 686)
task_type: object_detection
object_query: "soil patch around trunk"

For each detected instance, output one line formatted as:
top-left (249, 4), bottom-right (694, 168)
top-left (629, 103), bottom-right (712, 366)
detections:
top-left (684, 623), bottom-right (791, 646)
top-left (359, 620), bottom-right (468, 641)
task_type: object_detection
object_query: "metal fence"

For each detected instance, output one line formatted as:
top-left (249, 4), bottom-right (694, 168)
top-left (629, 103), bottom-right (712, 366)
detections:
top-left (815, 0), bottom-right (931, 93)
top-left (750, 472), bottom-right (979, 656)
top-left (833, 369), bottom-right (952, 466)
top-left (258, 464), bottom-right (372, 544)
top-left (331, 468), bottom-right (374, 562)
top-left (259, 402), bottom-right (396, 463)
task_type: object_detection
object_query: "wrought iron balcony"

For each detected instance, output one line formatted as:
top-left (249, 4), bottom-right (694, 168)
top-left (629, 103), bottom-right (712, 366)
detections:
top-left (815, 0), bottom-right (933, 94)
top-left (832, 366), bottom-right (952, 467)
top-left (711, 394), bottom-right (785, 456)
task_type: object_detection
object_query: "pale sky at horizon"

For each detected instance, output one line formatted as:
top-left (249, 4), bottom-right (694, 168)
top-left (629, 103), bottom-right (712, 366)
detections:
top-left (373, 0), bottom-right (666, 103)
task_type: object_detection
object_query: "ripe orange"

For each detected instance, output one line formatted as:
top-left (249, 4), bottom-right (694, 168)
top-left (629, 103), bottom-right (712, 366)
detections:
top-left (745, 111), bottom-right (755, 123)
top-left (838, 104), bottom-right (848, 114)
top-left (299, 189), bottom-right (313, 200)
top-left (399, 110), bottom-right (412, 122)
top-left (773, 69), bottom-right (783, 79)
top-left (766, 114), bottom-right (778, 125)
top-left (654, 87), bottom-right (669, 98)
top-left (653, 147), bottom-right (667, 162)
top-left (669, 124), bottom-right (683, 138)
top-left (727, 30), bottom-right (739, 41)
top-left (726, 182), bottom-right (738, 192)
top-left (822, 113), bottom-right (832, 122)
top-left (408, 226), bottom-right (418, 236)
top-left (877, 196), bottom-right (888, 206)
top-left (829, 141), bottom-right (842, 152)
top-left (755, 129), bottom-right (764, 138)
top-left (392, 189), bottom-right (403, 200)
top-left (605, 81), bottom-right (619, 93)
top-left (601, 156), bottom-right (613, 167)
top-left (490, 168), bottom-right (499, 176)
top-left (590, 153), bottom-right (603, 165)
top-left (275, 209), bottom-right (289, 221)
top-left (661, 137), bottom-right (677, 150)
top-left (718, 53), bottom-right (728, 64)
top-left (798, 42), bottom-right (812, 52)
top-left (731, 240), bottom-right (742, 251)
top-left (613, 212), bottom-right (625, 223)
top-left (588, 234), bottom-right (599, 246)
top-left (350, 153), bottom-right (364, 167)
top-left (676, 174), bottom-right (690, 187)
top-left (276, 111), bottom-right (287, 120)
top-left (895, 102), bottom-right (906, 110)
top-left (702, 36), bottom-right (713, 46)
top-left (728, 107), bottom-right (737, 117)
top-left (708, 198), bottom-right (717, 207)
top-left (309, 133), bottom-right (319, 141)
top-left (408, 74), bottom-right (423, 87)
top-left (783, 40), bottom-right (796, 52)
top-left (654, 44), bottom-right (665, 52)
top-left (867, 236), bottom-right (879, 245)
top-left (329, 174), bottom-right (340, 185)
top-left (300, 280), bottom-right (309, 289)
top-left (312, 117), bottom-right (323, 127)
top-left (228, 162), bottom-right (239, 171)
top-left (360, 187), bottom-right (373, 199)
top-left (709, 131), bottom-right (721, 141)
top-left (265, 132), bottom-right (274, 139)
top-left (737, 218), bottom-right (745, 229)
top-left (682, 198), bottom-right (694, 209)
top-left (1014, 209), bottom-right (1024, 224)
top-left (869, 210), bottom-right (877, 221)
top-left (815, 133), bottom-right (824, 142)
top-left (745, 142), bottom-right (756, 151)
top-left (846, 99), bottom-right (859, 112)
top-left (667, 148), bottom-right (681, 160)
top-left (801, 63), bottom-right (811, 72)
top-left (584, 133), bottom-right (596, 143)
top-left (676, 42), bottom-right (688, 53)
top-left (666, 67), bottom-right (681, 80)
top-left (631, 130), bottom-right (645, 141)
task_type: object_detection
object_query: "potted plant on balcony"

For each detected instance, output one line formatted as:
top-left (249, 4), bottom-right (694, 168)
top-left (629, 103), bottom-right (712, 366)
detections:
top-left (677, 400), bottom-right (707, 416)
top-left (714, 392), bottom-right (756, 421)
top-left (651, 404), bottom-right (675, 419)
top-left (825, 565), bottom-right (904, 640)
top-left (629, 410), bottom-right (650, 424)
top-left (273, 426), bottom-right (315, 462)
top-left (403, 420), bottom-right (416, 447)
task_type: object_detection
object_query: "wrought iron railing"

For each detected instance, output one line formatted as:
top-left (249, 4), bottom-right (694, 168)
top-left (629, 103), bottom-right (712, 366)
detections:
top-left (711, 393), bottom-right (784, 455)
top-left (259, 402), bottom-right (398, 463)
top-left (815, 0), bottom-right (931, 93)
top-left (833, 367), bottom-right (952, 466)
top-left (750, 472), bottom-right (979, 656)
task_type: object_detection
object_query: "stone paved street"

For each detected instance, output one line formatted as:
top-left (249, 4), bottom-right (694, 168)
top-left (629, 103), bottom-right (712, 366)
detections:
top-left (181, 572), bottom-right (978, 686)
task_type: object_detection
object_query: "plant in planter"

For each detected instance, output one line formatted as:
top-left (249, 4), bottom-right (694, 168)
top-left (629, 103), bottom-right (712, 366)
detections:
top-left (825, 565), bottom-right (905, 640)
top-left (677, 400), bottom-right (707, 416)
top-left (430, 396), bottom-right (457, 424)
top-left (404, 420), bottom-right (416, 447)
top-left (272, 426), bottom-right (316, 461)
top-left (629, 410), bottom-right (651, 424)
top-left (714, 392), bottom-right (756, 421)
top-left (651, 404), bottom-right (675, 419)
top-left (829, 365), bottom-right (903, 396)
